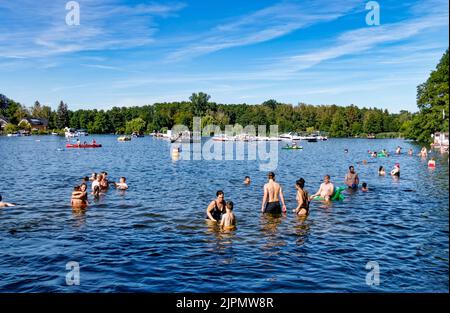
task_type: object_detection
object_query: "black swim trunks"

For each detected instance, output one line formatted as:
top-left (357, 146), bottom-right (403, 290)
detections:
top-left (265, 201), bottom-right (281, 214)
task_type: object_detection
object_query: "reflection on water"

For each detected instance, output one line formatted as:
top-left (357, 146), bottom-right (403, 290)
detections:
top-left (0, 136), bottom-right (448, 292)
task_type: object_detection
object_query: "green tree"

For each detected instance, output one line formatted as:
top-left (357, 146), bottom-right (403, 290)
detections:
top-left (410, 49), bottom-right (449, 142)
top-left (189, 92), bottom-right (210, 116)
top-left (56, 101), bottom-right (69, 129)
top-left (125, 117), bottom-right (146, 134)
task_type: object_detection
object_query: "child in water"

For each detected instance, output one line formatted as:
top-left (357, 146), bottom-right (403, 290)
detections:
top-left (361, 182), bottom-right (368, 192)
top-left (428, 158), bottom-right (436, 168)
top-left (0, 194), bottom-right (16, 207)
top-left (220, 201), bottom-right (236, 230)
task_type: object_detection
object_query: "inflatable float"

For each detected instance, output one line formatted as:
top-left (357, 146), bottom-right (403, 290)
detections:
top-left (66, 143), bottom-right (102, 148)
top-left (312, 186), bottom-right (346, 201)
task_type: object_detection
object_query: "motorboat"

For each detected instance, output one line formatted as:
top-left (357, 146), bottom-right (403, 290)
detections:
top-left (212, 134), bottom-right (234, 141)
top-left (279, 132), bottom-right (301, 140)
top-left (77, 129), bottom-right (89, 136)
top-left (64, 127), bottom-right (78, 139)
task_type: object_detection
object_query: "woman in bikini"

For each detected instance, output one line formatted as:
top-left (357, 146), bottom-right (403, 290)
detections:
top-left (293, 178), bottom-right (309, 216)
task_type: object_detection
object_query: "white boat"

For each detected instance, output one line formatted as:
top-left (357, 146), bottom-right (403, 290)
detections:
top-left (280, 132), bottom-right (301, 140)
top-left (77, 129), bottom-right (89, 136)
top-left (212, 134), bottom-right (235, 141)
top-left (7, 132), bottom-right (21, 137)
top-left (64, 127), bottom-right (78, 139)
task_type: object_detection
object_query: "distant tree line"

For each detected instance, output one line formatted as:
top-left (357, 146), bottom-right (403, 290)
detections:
top-left (1, 49), bottom-right (447, 142)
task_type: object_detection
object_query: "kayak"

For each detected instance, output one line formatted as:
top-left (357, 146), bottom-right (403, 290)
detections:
top-left (282, 146), bottom-right (303, 150)
top-left (313, 186), bottom-right (346, 201)
top-left (66, 143), bottom-right (102, 148)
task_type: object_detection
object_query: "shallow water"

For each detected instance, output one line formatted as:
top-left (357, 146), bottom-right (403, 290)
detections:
top-left (0, 135), bottom-right (448, 292)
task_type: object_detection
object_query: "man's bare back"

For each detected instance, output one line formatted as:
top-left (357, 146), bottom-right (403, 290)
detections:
top-left (264, 180), bottom-right (281, 202)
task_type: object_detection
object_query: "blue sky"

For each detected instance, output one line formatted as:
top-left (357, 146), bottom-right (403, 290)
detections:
top-left (0, 0), bottom-right (448, 112)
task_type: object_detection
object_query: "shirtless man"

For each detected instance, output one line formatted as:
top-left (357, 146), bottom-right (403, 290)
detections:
top-left (261, 172), bottom-right (286, 214)
top-left (344, 165), bottom-right (359, 189)
top-left (220, 201), bottom-right (236, 230)
top-left (310, 175), bottom-right (334, 202)
top-left (113, 177), bottom-right (128, 190)
top-left (0, 194), bottom-right (16, 207)
top-left (206, 190), bottom-right (226, 222)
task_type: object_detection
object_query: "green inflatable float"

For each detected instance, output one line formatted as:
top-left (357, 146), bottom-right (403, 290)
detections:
top-left (312, 186), bottom-right (346, 201)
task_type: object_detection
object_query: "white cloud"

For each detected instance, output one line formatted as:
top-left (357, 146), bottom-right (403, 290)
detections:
top-left (0, 0), bottom-right (185, 59)
top-left (166, 0), bottom-right (361, 61)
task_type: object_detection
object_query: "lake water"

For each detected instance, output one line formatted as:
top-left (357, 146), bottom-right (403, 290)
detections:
top-left (0, 135), bottom-right (448, 292)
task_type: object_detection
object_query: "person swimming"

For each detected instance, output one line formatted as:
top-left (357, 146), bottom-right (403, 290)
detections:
top-left (396, 146), bottom-right (401, 154)
top-left (310, 175), bottom-right (334, 202)
top-left (220, 201), bottom-right (236, 230)
top-left (345, 165), bottom-right (359, 189)
top-left (113, 177), bottom-right (128, 190)
top-left (408, 148), bottom-right (413, 156)
top-left (391, 163), bottom-right (400, 177)
top-left (378, 166), bottom-right (386, 176)
top-left (89, 172), bottom-right (97, 181)
top-left (0, 194), bottom-right (16, 207)
top-left (261, 172), bottom-right (287, 214)
top-left (243, 176), bottom-right (251, 185)
top-left (293, 178), bottom-right (309, 216)
top-left (428, 158), bottom-right (436, 168)
top-left (361, 182), bottom-right (368, 192)
top-left (371, 151), bottom-right (378, 157)
top-left (206, 190), bottom-right (226, 222)
top-left (71, 183), bottom-right (88, 208)
top-left (418, 147), bottom-right (428, 158)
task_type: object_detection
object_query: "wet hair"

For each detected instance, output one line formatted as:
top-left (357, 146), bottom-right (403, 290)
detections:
top-left (268, 172), bottom-right (275, 179)
top-left (92, 172), bottom-right (97, 178)
top-left (349, 165), bottom-right (354, 170)
top-left (83, 176), bottom-right (89, 182)
top-left (80, 183), bottom-right (87, 190)
top-left (362, 182), bottom-right (367, 188)
top-left (0, 194), bottom-right (2, 201)
top-left (244, 176), bottom-right (250, 179)
top-left (121, 177), bottom-right (126, 182)
top-left (296, 178), bottom-right (305, 189)
top-left (73, 185), bottom-right (80, 191)
top-left (379, 166), bottom-right (384, 171)
top-left (226, 201), bottom-right (233, 210)
top-left (324, 175), bottom-right (330, 180)
top-left (216, 190), bottom-right (224, 197)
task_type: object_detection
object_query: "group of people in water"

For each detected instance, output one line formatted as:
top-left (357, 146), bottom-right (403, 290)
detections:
top-left (71, 172), bottom-right (128, 209)
top-left (205, 145), bottom-right (440, 230)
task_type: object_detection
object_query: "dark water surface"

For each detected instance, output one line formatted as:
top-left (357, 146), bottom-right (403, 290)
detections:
top-left (0, 136), bottom-right (448, 292)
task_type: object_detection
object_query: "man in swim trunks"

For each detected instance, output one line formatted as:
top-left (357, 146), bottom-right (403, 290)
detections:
top-left (206, 190), bottom-right (226, 222)
top-left (261, 172), bottom-right (286, 214)
top-left (344, 165), bottom-right (359, 189)
top-left (0, 194), bottom-right (16, 207)
top-left (310, 175), bottom-right (335, 202)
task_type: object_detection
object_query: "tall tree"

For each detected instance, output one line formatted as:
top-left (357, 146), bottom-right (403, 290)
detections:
top-left (56, 101), bottom-right (69, 129)
top-left (189, 92), bottom-right (210, 116)
top-left (410, 49), bottom-right (449, 142)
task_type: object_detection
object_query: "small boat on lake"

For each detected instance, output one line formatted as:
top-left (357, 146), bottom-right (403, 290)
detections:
top-left (118, 136), bottom-right (131, 141)
top-left (66, 143), bottom-right (102, 148)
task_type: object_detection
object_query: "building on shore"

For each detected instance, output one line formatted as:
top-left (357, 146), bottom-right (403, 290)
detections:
top-left (19, 118), bottom-right (49, 131)
top-left (0, 116), bottom-right (9, 131)
top-left (432, 132), bottom-right (449, 153)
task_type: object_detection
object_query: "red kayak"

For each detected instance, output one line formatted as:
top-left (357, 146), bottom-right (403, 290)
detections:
top-left (66, 143), bottom-right (102, 148)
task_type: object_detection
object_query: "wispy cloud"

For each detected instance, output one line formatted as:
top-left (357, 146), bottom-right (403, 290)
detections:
top-left (266, 4), bottom-right (448, 74)
top-left (166, 0), bottom-right (361, 61)
top-left (0, 0), bottom-right (185, 59)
